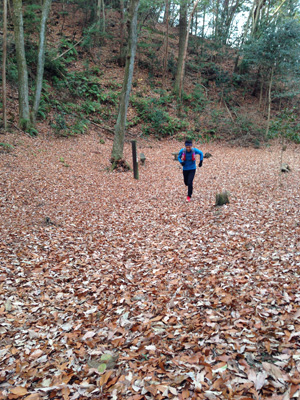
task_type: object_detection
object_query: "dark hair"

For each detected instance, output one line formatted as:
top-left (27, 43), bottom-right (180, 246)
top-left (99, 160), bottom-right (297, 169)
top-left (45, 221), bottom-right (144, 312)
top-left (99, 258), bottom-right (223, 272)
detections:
top-left (185, 140), bottom-right (192, 146)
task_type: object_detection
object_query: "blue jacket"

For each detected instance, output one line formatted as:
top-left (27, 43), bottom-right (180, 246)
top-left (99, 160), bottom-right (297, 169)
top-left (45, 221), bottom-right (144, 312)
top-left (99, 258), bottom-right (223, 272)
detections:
top-left (178, 147), bottom-right (204, 170)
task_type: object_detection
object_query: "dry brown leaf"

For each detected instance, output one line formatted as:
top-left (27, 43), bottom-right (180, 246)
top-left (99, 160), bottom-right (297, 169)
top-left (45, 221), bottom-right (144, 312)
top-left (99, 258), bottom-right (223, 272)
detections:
top-left (10, 387), bottom-right (28, 396)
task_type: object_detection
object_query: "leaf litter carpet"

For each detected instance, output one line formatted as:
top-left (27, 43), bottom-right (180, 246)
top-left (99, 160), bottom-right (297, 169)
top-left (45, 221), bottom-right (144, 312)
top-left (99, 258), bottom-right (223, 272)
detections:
top-left (1, 134), bottom-right (300, 400)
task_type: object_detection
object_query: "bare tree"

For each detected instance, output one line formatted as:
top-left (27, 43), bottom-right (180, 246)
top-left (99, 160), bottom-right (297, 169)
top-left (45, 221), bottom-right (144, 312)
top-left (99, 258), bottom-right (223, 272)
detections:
top-left (12, 0), bottom-right (52, 129)
top-left (12, 0), bottom-right (30, 129)
top-left (176, 0), bottom-right (200, 99)
top-left (2, 0), bottom-right (8, 131)
top-left (97, 0), bottom-right (106, 33)
top-left (162, 0), bottom-right (169, 86)
top-left (31, 0), bottom-right (52, 125)
top-left (118, 0), bottom-right (126, 66)
top-left (111, 0), bottom-right (140, 162)
top-left (174, 0), bottom-right (188, 96)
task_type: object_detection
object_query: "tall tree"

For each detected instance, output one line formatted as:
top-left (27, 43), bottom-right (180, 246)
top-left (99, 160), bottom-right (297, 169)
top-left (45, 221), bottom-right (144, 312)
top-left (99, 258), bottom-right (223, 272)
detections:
top-left (251, 0), bottom-right (267, 35)
top-left (118, 0), bottom-right (126, 66)
top-left (216, 0), bottom-right (242, 44)
top-left (162, 0), bottom-right (169, 86)
top-left (12, 0), bottom-right (30, 129)
top-left (174, 0), bottom-right (188, 95)
top-left (31, 0), bottom-right (52, 125)
top-left (2, 0), bottom-right (8, 131)
top-left (97, 0), bottom-right (106, 33)
top-left (111, 0), bottom-right (140, 162)
top-left (243, 19), bottom-right (300, 137)
top-left (12, 0), bottom-right (52, 129)
top-left (175, 0), bottom-right (200, 98)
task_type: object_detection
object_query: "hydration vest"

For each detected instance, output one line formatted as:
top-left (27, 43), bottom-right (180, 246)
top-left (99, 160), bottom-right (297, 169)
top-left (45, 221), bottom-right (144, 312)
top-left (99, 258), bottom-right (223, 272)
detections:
top-left (182, 148), bottom-right (196, 161)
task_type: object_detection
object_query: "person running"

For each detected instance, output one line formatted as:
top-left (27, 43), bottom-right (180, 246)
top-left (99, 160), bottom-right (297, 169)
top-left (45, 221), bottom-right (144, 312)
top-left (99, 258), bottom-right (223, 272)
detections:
top-left (178, 140), bottom-right (203, 202)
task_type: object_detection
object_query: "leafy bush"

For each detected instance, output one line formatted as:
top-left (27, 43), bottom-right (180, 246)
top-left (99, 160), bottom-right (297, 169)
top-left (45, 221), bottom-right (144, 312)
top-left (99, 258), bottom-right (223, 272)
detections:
top-left (24, 4), bottom-right (41, 34)
top-left (269, 108), bottom-right (300, 143)
top-left (51, 113), bottom-right (68, 136)
top-left (51, 113), bottom-right (90, 137)
top-left (0, 143), bottom-right (14, 153)
top-left (59, 37), bottom-right (78, 63)
top-left (44, 50), bottom-right (67, 79)
top-left (192, 84), bottom-right (208, 112)
top-left (6, 59), bottom-right (18, 84)
top-left (167, 54), bottom-right (176, 78)
top-left (131, 96), bottom-right (187, 137)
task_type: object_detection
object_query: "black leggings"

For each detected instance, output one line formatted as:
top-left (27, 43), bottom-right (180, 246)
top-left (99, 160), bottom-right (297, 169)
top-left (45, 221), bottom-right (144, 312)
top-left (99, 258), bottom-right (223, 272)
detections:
top-left (183, 169), bottom-right (196, 197)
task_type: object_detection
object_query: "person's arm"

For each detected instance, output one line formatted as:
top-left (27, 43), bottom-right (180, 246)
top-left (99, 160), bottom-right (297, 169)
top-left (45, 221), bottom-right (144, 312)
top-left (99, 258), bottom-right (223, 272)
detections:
top-left (195, 148), bottom-right (203, 167)
top-left (178, 149), bottom-right (184, 164)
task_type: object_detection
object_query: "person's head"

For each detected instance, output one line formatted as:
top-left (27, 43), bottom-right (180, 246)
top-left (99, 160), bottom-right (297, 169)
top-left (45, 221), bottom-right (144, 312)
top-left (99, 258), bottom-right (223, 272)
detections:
top-left (185, 140), bottom-right (193, 152)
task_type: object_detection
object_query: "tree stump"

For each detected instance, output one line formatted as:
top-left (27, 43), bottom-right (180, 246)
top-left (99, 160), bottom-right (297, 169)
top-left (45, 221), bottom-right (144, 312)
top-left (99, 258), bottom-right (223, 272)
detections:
top-left (215, 191), bottom-right (230, 206)
top-left (140, 153), bottom-right (146, 165)
top-left (281, 163), bottom-right (290, 173)
top-left (204, 152), bottom-right (212, 159)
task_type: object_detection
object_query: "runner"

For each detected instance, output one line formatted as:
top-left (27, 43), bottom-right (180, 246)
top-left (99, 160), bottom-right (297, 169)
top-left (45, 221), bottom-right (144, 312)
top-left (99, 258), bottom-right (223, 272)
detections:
top-left (178, 140), bottom-right (203, 202)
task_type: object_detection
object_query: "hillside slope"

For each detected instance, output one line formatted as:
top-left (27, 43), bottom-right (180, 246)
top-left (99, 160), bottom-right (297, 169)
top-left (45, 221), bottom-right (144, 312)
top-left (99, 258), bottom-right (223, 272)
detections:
top-left (1, 3), bottom-right (298, 146)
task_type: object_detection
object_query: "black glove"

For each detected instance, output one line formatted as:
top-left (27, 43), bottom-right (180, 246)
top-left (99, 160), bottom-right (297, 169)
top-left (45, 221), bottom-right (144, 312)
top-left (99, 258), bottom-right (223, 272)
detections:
top-left (181, 161), bottom-right (185, 166)
top-left (199, 160), bottom-right (203, 167)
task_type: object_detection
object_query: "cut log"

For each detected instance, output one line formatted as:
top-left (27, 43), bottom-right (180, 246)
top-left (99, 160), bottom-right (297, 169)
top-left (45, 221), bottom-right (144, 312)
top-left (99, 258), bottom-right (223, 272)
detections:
top-left (281, 163), bottom-right (290, 173)
top-left (204, 152), bottom-right (212, 159)
top-left (215, 191), bottom-right (230, 206)
top-left (140, 153), bottom-right (146, 165)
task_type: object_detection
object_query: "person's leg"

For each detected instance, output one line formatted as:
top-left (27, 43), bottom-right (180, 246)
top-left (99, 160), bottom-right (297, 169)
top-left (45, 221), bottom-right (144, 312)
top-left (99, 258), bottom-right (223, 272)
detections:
top-left (187, 169), bottom-right (196, 198)
top-left (183, 170), bottom-right (189, 186)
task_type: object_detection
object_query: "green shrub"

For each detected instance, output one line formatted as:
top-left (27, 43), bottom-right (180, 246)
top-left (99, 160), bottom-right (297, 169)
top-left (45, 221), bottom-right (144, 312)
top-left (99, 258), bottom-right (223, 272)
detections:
top-left (51, 112), bottom-right (90, 137)
top-left (24, 4), bottom-right (41, 34)
top-left (51, 113), bottom-right (68, 136)
top-left (131, 96), bottom-right (187, 137)
top-left (44, 49), bottom-right (67, 79)
top-left (269, 108), bottom-right (300, 143)
top-left (0, 143), bottom-right (14, 153)
top-left (6, 59), bottom-right (18, 84)
top-left (59, 37), bottom-right (78, 63)
top-left (192, 84), bottom-right (208, 111)
top-left (167, 54), bottom-right (176, 78)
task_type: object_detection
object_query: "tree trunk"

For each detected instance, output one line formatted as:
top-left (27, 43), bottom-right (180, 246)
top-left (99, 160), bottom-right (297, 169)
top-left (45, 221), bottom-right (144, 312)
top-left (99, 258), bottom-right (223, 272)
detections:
top-left (102, 0), bottom-right (106, 33)
top-left (111, 0), bottom-right (140, 161)
top-left (2, 0), bottom-right (8, 131)
top-left (162, 0), bottom-right (169, 86)
top-left (96, 0), bottom-right (105, 33)
top-left (233, 1), bottom-right (253, 72)
top-left (163, 0), bottom-right (171, 23)
top-left (174, 0), bottom-right (188, 95)
top-left (223, 0), bottom-right (241, 45)
top-left (259, 78), bottom-right (263, 108)
top-left (31, 0), bottom-right (52, 125)
top-left (118, 0), bottom-right (126, 66)
top-left (251, 0), bottom-right (266, 36)
top-left (265, 66), bottom-right (274, 138)
top-left (215, 0), bottom-right (220, 39)
top-left (202, 3), bottom-right (206, 39)
top-left (97, 0), bottom-right (102, 30)
top-left (12, 0), bottom-right (30, 129)
top-left (177, 0), bottom-right (200, 99)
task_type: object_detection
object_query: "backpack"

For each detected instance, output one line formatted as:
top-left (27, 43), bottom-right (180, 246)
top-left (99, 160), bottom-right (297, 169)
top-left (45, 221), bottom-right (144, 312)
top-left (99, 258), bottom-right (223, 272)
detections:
top-left (182, 148), bottom-right (196, 161)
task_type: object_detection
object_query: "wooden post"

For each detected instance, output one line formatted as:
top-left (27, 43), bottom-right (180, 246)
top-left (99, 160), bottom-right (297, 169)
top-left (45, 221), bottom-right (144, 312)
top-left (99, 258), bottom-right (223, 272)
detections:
top-left (3, 0), bottom-right (7, 131)
top-left (131, 140), bottom-right (139, 180)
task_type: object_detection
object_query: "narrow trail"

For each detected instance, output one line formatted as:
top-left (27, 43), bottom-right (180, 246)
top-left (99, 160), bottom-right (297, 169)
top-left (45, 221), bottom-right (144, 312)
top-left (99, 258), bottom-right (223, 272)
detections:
top-left (1, 133), bottom-right (300, 399)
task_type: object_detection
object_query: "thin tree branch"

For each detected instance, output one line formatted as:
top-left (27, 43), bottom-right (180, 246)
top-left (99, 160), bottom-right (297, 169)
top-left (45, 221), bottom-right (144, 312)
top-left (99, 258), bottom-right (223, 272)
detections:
top-left (52, 37), bottom-right (84, 61)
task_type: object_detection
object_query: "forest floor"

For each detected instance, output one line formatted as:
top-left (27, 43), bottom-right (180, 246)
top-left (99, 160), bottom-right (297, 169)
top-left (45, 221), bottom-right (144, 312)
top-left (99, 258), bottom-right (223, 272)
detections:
top-left (1, 132), bottom-right (300, 400)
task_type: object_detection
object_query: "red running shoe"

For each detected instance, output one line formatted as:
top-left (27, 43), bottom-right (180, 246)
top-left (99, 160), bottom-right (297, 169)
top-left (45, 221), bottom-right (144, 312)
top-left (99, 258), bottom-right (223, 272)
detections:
top-left (186, 196), bottom-right (191, 202)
